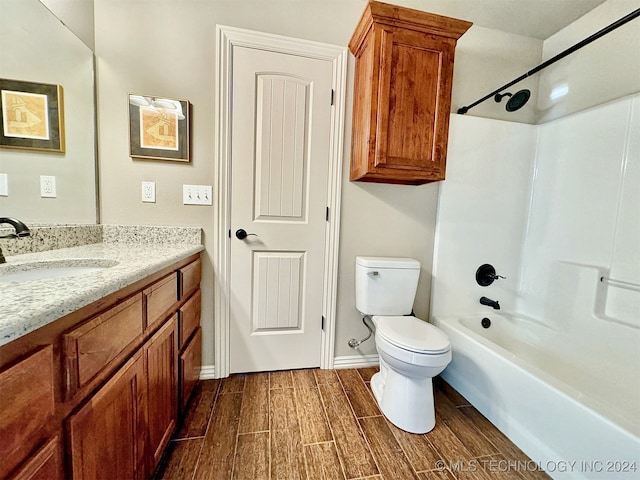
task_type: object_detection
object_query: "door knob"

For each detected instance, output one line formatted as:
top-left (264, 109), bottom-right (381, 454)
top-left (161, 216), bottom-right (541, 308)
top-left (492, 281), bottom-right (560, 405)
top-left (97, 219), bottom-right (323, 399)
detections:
top-left (235, 228), bottom-right (257, 240)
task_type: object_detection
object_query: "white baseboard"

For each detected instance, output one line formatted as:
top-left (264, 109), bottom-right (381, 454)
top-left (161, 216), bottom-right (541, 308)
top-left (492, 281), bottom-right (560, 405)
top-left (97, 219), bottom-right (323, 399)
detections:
top-left (199, 355), bottom-right (379, 379)
top-left (199, 365), bottom-right (216, 380)
top-left (332, 353), bottom-right (379, 369)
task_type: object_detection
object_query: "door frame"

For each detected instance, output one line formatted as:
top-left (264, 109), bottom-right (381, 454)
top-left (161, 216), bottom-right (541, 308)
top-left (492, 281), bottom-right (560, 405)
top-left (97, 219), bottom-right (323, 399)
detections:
top-left (214, 25), bottom-right (347, 378)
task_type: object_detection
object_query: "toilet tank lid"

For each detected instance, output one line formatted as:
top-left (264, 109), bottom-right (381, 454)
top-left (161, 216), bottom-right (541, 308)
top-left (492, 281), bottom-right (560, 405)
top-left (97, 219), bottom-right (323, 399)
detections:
top-left (356, 256), bottom-right (420, 269)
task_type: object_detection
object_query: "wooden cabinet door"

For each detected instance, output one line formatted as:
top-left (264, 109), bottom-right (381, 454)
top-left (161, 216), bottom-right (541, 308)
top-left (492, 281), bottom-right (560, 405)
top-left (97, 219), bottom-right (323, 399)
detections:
top-left (374, 28), bottom-right (456, 181)
top-left (67, 351), bottom-right (147, 480)
top-left (146, 315), bottom-right (178, 471)
top-left (10, 436), bottom-right (64, 480)
top-left (179, 327), bottom-right (202, 412)
top-left (0, 346), bottom-right (55, 479)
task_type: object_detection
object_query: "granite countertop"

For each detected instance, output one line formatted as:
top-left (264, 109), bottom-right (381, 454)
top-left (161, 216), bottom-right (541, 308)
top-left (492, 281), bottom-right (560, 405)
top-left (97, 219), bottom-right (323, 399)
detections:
top-left (0, 241), bottom-right (204, 347)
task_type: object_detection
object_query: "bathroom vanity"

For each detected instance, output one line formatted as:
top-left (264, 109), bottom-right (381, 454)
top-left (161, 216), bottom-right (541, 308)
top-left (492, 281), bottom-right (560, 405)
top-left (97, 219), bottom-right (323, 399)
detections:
top-left (0, 228), bottom-right (203, 479)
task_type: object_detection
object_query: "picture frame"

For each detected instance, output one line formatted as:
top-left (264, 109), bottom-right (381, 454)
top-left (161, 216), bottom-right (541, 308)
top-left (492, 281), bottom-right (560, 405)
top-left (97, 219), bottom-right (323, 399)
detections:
top-left (0, 78), bottom-right (65, 153)
top-left (128, 94), bottom-right (190, 162)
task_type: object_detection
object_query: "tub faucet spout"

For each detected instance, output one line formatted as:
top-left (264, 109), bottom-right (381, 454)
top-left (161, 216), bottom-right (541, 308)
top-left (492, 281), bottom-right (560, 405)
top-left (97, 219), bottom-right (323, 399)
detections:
top-left (480, 296), bottom-right (500, 310)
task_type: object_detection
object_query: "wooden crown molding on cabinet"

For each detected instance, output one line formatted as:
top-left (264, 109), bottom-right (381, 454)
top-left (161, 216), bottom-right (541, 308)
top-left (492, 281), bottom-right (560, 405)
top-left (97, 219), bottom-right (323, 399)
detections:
top-left (349, 1), bottom-right (472, 185)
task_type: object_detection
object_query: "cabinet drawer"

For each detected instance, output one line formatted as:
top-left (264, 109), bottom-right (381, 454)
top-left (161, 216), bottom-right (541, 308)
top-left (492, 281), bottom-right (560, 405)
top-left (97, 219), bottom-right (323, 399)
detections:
top-left (63, 294), bottom-right (143, 393)
top-left (144, 273), bottom-right (178, 330)
top-left (179, 258), bottom-right (201, 299)
top-left (179, 289), bottom-right (201, 349)
top-left (0, 346), bottom-right (55, 479)
top-left (179, 327), bottom-right (202, 412)
top-left (10, 435), bottom-right (64, 480)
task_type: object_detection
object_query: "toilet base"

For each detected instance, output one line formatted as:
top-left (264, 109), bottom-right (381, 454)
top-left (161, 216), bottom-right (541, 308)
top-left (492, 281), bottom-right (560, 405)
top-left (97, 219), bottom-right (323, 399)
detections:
top-left (370, 364), bottom-right (436, 434)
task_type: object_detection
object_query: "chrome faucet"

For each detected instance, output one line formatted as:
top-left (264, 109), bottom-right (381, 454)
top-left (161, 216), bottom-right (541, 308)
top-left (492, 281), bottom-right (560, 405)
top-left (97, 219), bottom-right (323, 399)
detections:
top-left (0, 217), bottom-right (31, 264)
top-left (479, 296), bottom-right (500, 310)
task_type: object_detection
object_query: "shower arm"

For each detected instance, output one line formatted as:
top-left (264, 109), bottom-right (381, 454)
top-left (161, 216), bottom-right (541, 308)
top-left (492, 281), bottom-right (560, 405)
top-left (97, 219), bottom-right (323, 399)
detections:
top-left (457, 7), bottom-right (640, 115)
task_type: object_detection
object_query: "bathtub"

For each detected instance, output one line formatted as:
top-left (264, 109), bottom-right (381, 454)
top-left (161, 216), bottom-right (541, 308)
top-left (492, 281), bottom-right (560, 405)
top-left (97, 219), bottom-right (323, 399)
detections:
top-left (433, 313), bottom-right (640, 480)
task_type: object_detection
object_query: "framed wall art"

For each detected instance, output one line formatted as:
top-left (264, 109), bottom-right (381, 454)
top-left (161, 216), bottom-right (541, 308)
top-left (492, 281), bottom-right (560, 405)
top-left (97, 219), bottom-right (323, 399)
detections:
top-left (0, 78), bottom-right (65, 153)
top-left (128, 94), bottom-right (190, 162)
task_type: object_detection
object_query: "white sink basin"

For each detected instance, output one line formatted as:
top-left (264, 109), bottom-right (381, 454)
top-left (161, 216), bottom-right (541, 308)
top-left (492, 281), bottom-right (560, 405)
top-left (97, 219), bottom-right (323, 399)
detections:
top-left (0, 259), bottom-right (118, 282)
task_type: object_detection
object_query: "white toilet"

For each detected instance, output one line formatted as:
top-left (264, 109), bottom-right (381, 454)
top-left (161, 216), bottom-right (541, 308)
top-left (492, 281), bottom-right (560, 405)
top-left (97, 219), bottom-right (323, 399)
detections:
top-left (355, 256), bottom-right (451, 434)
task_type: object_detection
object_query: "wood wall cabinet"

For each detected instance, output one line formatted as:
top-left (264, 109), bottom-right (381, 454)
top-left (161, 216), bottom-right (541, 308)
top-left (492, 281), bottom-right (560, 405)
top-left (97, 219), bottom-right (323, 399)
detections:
top-left (0, 253), bottom-right (201, 480)
top-left (349, 1), bottom-right (472, 185)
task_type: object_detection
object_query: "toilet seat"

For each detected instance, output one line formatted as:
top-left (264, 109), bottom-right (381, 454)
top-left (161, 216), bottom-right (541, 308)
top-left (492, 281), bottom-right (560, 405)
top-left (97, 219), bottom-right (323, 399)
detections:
top-left (373, 316), bottom-right (450, 354)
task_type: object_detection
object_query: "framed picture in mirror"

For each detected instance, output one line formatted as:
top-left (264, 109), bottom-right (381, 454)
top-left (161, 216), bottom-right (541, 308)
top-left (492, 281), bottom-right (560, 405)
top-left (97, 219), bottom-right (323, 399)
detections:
top-left (128, 94), bottom-right (190, 162)
top-left (0, 78), bottom-right (65, 153)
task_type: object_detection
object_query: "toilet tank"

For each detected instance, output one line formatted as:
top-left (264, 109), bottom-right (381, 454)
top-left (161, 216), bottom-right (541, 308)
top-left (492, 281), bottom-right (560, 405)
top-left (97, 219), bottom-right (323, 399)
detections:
top-left (355, 256), bottom-right (421, 315)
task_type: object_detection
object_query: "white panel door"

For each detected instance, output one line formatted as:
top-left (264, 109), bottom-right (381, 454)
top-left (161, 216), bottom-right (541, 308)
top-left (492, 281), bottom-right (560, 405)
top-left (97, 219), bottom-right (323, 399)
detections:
top-left (229, 46), bottom-right (333, 373)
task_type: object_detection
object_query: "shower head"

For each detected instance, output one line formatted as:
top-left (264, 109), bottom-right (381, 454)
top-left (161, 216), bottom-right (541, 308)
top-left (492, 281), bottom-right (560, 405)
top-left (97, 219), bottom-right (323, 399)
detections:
top-left (494, 89), bottom-right (531, 112)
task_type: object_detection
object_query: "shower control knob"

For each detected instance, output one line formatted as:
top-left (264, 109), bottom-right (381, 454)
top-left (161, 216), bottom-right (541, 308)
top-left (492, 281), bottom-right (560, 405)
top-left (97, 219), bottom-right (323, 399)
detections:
top-left (476, 264), bottom-right (506, 286)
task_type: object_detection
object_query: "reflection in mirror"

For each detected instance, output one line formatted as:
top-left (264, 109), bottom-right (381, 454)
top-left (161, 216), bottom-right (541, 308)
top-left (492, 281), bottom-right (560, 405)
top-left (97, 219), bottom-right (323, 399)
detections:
top-left (0, 0), bottom-right (97, 224)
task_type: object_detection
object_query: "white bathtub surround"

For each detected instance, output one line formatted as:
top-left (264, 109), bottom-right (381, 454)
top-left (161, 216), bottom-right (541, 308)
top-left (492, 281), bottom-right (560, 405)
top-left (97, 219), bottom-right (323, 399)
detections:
top-left (435, 315), bottom-right (640, 480)
top-left (432, 94), bottom-right (640, 478)
top-left (432, 114), bottom-right (537, 317)
top-left (520, 95), bottom-right (640, 329)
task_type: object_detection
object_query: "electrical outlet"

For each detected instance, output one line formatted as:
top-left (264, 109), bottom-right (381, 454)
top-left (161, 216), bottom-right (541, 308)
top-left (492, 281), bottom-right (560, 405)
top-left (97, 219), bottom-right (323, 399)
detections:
top-left (40, 175), bottom-right (56, 198)
top-left (0, 173), bottom-right (7, 196)
top-left (183, 184), bottom-right (212, 205)
top-left (142, 181), bottom-right (156, 203)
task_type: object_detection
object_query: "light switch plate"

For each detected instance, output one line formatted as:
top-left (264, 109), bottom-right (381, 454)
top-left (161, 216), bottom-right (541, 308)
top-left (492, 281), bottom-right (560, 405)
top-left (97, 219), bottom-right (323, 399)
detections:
top-left (40, 175), bottom-right (56, 197)
top-left (183, 184), bottom-right (212, 205)
top-left (142, 181), bottom-right (156, 203)
top-left (0, 173), bottom-right (7, 196)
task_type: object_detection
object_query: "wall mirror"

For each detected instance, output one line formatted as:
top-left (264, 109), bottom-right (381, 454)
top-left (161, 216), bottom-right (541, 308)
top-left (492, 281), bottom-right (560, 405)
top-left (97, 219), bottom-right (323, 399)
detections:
top-left (0, 0), bottom-right (97, 224)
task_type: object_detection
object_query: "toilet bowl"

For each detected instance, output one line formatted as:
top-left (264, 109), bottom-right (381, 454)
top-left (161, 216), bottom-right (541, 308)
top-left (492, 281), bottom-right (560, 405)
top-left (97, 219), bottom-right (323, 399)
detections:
top-left (355, 256), bottom-right (451, 434)
top-left (370, 315), bottom-right (451, 433)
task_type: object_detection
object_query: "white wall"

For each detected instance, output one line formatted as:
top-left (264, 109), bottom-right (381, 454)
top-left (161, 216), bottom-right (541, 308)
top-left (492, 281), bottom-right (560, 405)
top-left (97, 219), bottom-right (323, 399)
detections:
top-left (452, 26), bottom-right (541, 124)
top-left (93, 0), bottom-right (541, 366)
top-left (40, 0), bottom-right (95, 50)
top-left (536, 0), bottom-right (640, 123)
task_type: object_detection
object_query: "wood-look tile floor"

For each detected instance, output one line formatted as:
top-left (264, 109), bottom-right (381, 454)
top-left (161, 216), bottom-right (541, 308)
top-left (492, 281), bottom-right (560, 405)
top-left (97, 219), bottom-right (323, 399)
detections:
top-left (155, 368), bottom-right (550, 480)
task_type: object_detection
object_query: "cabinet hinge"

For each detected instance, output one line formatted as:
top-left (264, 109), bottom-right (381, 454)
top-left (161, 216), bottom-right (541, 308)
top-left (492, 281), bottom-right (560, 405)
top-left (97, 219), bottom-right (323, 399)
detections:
top-left (326, 207), bottom-right (330, 221)
top-left (330, 89), bottom-right (334, 106)
top-left (321, 316), bottom-right (325, 330)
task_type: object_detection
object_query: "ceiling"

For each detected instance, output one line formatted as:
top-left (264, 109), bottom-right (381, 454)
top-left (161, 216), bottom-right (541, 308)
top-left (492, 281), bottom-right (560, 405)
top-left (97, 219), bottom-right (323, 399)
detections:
top-left (392, 0), bottom-right (609, 39)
